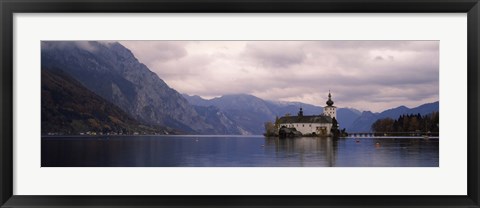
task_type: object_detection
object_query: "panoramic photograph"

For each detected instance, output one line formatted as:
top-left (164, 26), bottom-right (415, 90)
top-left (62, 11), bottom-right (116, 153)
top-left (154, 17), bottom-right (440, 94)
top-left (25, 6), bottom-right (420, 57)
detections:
top-left (41, 40), bottom-right (439, 167)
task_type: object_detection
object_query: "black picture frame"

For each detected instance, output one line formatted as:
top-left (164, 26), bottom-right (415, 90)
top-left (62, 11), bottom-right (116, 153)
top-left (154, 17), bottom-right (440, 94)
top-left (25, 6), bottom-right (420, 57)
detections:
top-left (1, 0), bottom-right (479, 207)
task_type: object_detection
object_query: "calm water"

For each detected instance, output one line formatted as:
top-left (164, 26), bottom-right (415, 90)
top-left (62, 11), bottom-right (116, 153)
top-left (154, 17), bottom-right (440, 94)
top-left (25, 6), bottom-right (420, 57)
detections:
top-left (41, 135), bottom-right (439, 167)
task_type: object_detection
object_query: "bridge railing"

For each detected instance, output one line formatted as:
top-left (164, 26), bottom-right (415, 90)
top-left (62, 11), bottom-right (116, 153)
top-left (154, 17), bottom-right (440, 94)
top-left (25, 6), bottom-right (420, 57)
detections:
top-left (347, 132), bottom-right (439, 137)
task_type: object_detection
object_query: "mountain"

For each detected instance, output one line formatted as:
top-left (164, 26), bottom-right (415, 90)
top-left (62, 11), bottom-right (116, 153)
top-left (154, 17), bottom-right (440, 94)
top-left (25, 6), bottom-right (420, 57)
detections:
top-left (265, 100), bottom-right (324, 117)
top-left (347, 111), bottom-right (379, 133)
top-left (182, 94), bottom-right (212, 107)
top-left (184, 94), bottom-right (279, 134)
top-left (404, 102), bottom-right (439, 115)
top-left (193, 105), bottom-right (248, 135)
top-left (377, 105), bottom-right (410, 119)
top-left (205, 94), bottom-right (277, 134)
top-left (342, 107), bottom-right (362, 115)
top-left (184, 94), bottom-right (438, 134)
top-left (347, 101), bottom-right (439, 132)
top-left (41, 68), bottom-right (175, 135)
top-left (183, 94), bottom-right (362, 134)
top-left (337, 108), bottom-right (362, 130)
top-left (41, 41), bottom-right (226, 134)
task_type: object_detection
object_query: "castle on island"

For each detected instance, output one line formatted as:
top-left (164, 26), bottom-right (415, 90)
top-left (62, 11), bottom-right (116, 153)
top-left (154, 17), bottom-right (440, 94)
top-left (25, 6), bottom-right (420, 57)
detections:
top-left (273, 91), bottom-right (341, 137)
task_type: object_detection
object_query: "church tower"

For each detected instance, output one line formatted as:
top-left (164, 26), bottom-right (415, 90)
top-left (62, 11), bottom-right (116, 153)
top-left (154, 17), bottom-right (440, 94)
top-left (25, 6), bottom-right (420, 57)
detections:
top-left (298, 107), bottom-right (304, 116)
top-left (324, 91), bottom-right (337, 119)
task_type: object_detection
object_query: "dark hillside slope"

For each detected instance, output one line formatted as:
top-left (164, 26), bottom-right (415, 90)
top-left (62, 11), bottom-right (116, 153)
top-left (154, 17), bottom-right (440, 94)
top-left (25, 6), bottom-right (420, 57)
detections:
top-left (41, 68), bottom-right (175, 135)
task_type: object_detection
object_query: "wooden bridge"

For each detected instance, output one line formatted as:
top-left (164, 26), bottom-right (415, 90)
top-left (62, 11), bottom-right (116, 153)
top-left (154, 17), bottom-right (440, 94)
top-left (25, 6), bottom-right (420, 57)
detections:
top-left (347, 132), bottom-right (439, 137)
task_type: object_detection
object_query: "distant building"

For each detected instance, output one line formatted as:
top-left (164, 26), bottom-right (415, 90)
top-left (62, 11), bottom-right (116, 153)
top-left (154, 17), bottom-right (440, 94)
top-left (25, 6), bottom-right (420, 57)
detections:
top-left (277, 91), bottom-right (338, 136)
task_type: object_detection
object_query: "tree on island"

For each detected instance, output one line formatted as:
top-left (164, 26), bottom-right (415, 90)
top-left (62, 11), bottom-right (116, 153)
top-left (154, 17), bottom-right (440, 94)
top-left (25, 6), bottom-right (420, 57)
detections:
top-left (331, 117), bottom-right (348, 137)
top-left (371, 112), bottom-right (439, 134)
top-left (264, 121), bottom-right (276, 136)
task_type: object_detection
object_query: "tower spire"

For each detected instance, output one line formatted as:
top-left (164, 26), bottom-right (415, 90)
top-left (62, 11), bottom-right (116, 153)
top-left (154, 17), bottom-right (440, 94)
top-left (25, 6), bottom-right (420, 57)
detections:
top-left (326, 91), bottom-right (334, 106)
top-left (298, 107), bottom-right (304, 116)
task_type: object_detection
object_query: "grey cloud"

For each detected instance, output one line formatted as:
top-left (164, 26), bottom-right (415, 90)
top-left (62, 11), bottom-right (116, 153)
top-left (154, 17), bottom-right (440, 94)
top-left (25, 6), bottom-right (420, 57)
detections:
top-left (243, 41), bottom-right (306, 68)
top-left (374, 56), bottom-right (384, 61)
top-left (153, 54), bottom-right (211, 76)
top-left (121, 40), bottom-right (438, 112)
top-left (310, 40), bottom-right (438, 52)
top-left (42, 41), bottom-right (97, 52)
top-left (74, 42), bottom-right (97, 52)
top-left (120, 41), bottom-right (188, 65)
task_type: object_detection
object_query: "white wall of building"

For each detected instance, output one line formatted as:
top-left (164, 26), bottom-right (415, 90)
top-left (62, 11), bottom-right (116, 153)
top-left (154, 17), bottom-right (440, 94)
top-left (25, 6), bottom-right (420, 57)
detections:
top-left (280, 123), bottom-right (332, 135)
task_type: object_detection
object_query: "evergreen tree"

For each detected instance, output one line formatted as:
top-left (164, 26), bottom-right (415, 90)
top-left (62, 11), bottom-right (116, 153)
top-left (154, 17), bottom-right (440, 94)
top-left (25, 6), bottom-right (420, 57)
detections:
top-left (371, 111), bottom-right (439, 133)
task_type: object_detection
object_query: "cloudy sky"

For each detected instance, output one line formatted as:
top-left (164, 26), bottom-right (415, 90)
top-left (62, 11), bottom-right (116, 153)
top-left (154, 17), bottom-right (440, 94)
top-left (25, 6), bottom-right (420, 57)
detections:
top-left (120, 41), bottom-right (439, 113)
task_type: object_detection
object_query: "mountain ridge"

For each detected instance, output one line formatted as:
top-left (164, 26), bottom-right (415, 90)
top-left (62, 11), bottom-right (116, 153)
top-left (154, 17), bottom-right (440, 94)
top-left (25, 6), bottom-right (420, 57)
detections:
top-left (41, 41), bottom-right (236, 134)
top-left (348, 101), bottom-right (439, 132)
top-left (41, 68), bottom-right (176, 135)
top-left (183, 93), bottom-right (363, 134)
top-left (183, 93), bottom-right (438, 133)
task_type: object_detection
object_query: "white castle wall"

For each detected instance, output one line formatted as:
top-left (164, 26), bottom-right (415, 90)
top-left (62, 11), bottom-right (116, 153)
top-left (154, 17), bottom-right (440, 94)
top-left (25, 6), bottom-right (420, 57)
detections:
top-left (280, 122), bottom-right (332, 135)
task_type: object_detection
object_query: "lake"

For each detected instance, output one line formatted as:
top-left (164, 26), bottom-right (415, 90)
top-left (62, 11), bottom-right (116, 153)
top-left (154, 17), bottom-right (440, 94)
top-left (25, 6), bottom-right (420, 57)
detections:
top-left (41, 135), bottom-right (439, 167)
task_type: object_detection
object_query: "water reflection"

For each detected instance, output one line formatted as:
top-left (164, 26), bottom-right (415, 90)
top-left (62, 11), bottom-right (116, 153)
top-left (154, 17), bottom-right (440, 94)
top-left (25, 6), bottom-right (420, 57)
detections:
top-left (42, 136), bottom-right (439, 167)
top-left (263, 137), bottom-right (438, 167)
top-left (264, 137), bottom-right (337, 167)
